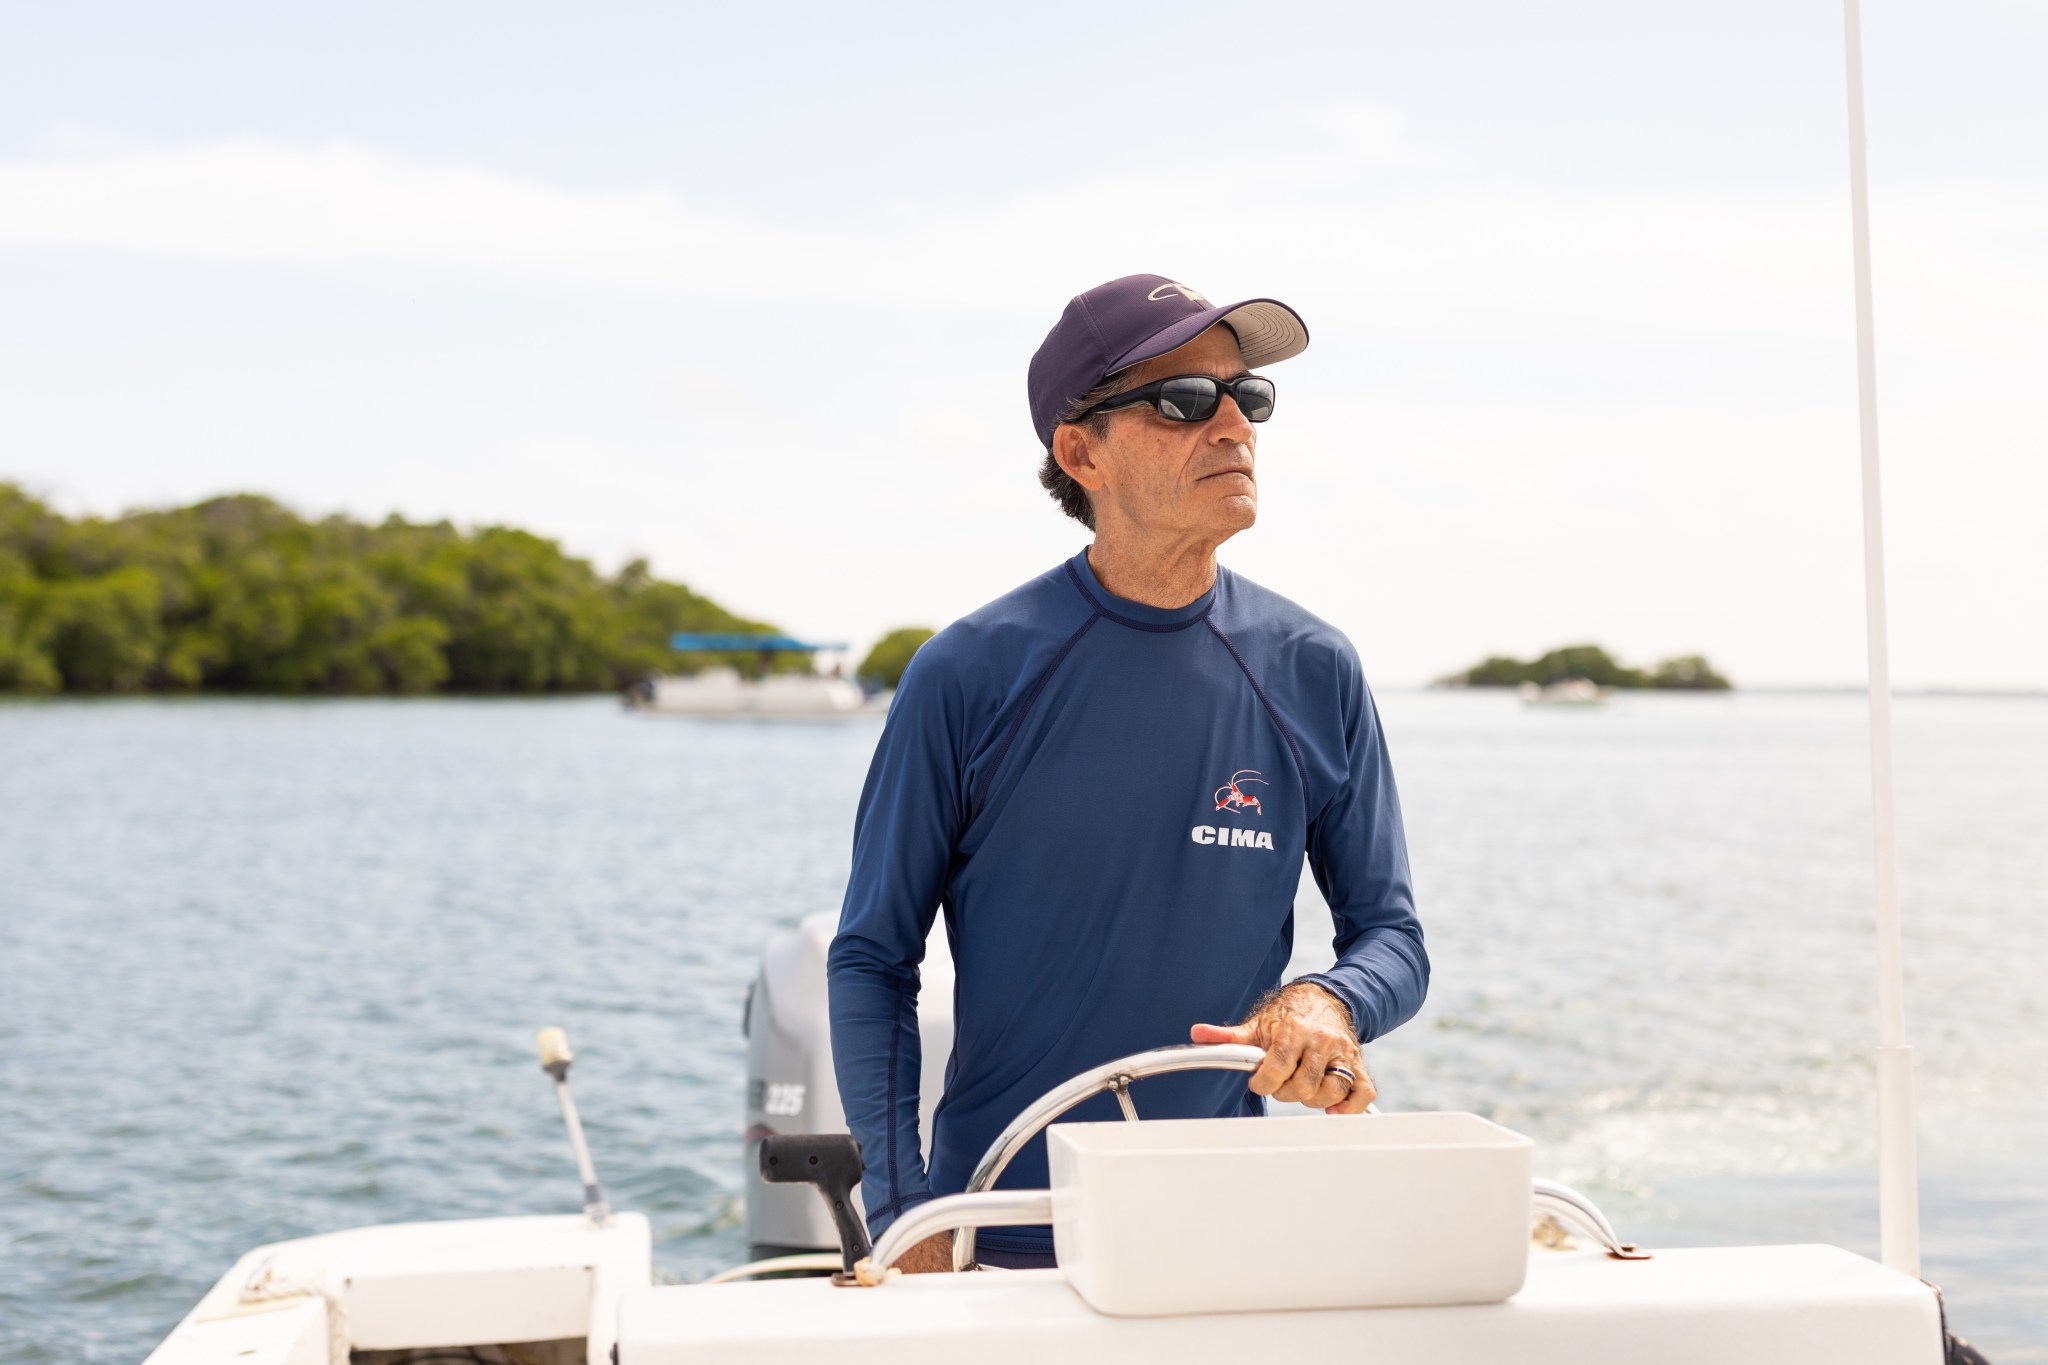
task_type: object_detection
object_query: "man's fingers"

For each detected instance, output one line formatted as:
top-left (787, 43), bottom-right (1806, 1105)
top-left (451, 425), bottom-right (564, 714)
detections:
top-left (1203, 986), bottom-right (1367, 1109)
top-left (1189, 1022), bottom-right (1255, 1045)
top-left (1273, 1051), bottom-right (1329, 1104)
top-left (1324, 1064), bottom-right (1377, 1115)
top-left (1304, 1065), bottom-right (1353, 1110)
top-left (1247, 1035), bottom-right (1300, 1096)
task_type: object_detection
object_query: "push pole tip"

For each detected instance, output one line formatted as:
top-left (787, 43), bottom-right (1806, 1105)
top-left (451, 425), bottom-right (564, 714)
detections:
top-left (849, 1257), bottom-right (894, 1288)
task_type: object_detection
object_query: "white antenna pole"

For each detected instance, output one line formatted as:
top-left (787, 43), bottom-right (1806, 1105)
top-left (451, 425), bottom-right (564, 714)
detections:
top-left (1841, 0), bottom-right (1920, 1277)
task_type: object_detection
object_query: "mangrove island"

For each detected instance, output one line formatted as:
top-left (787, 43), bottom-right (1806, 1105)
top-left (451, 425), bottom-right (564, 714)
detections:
top-left (1438, 644), bottom-right (1732, 691)
top-left (0, 485), bottom-right (794, 695)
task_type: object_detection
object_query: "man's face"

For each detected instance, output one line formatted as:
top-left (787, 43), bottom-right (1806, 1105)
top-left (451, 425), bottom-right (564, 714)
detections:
top-left (1069, 325), bottom-right (1260, 543)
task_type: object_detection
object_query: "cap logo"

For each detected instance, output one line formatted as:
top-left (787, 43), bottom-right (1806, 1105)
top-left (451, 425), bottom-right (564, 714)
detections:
top-left (1146, 281), bottom-right (1209, 305)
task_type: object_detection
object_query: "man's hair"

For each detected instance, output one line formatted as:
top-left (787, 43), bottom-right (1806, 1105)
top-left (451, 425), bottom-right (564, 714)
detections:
top-left (1037, 370), bottom-right (1142, 531)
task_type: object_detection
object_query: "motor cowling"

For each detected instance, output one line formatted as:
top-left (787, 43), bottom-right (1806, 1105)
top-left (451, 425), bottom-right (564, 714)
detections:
top-left (743, 910), bottom-right (954, 1257)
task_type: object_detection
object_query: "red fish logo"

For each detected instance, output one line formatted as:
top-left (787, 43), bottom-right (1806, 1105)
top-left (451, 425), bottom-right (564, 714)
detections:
top-left (1213, 769), bottom-right (1268, 815)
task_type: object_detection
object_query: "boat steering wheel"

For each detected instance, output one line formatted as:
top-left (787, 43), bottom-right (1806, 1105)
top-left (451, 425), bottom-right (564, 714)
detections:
top-left (950, 1042), bottom-right (1269, 1272)
top-left (854, 1044), bottom-right (1640, 1283)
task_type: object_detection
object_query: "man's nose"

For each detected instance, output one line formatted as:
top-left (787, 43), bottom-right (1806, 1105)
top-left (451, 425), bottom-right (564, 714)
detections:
top-left (1208, 394), bottom-right (1256, 446)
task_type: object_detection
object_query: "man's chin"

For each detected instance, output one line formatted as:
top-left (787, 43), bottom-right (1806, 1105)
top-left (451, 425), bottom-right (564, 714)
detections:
top-left (1209, 493), bottom-right (1258, 538)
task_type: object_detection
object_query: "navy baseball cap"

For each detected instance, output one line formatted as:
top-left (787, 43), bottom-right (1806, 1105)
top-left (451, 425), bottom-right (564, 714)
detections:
top-left (1027, 274), bottom-right (1309, 446)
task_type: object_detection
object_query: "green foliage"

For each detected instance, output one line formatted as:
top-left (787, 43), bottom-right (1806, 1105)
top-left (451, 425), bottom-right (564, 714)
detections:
top-left (1448, 642), bottom-right (1732, 691)
top-left (1461, 655), bottom-right (1535, 687)
top-left (1527, 644), bottom-right (1647, 688)
top-left (1649, 654), bottom-right (1732, 690)
top-left (607, 558), bottom-right (808, 681)
top-left (0, 484), bottom-right (778, 695)
top-left (858, 627), bottom-right (935, 690)
top-left (41, 565), bottom-right (163, 691)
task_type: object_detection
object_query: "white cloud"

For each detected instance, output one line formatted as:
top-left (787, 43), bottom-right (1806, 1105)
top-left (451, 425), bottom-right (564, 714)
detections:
top-left (3, 123), bottom-right (2040, 358)
top-left (1, 113), bottom-right (2043, 686)
top-left (0, 136), bottom-right (792, 296)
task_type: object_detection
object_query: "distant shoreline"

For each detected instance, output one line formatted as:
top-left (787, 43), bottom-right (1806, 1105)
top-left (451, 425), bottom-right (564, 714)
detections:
top-left (0, 486), bottom-right (787, 697)
top-left (8, 685), bottom-right (2044, 703)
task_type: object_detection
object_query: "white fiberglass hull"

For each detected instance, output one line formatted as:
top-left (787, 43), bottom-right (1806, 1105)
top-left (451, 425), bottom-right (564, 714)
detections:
top-left (147, 1215), bottom-right (1946, 1365)
top-left (629, 668), bottom-right (873, 717)
top-left (619, 1244), bottom-right (1944, 1364)
top-left (144, 1213), bottom-right (650, 1365)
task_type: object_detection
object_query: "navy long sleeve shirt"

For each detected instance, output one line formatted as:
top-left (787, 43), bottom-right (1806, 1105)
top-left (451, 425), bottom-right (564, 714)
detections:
top-left (826, 551), bottom-right (1428, 1262)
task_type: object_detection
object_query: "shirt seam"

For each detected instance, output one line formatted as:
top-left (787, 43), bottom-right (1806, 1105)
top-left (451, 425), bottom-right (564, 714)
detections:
top-left (871, 1191), bottom-right (926, 1223)
top-left (885, 987), bottom-right (906, 1214)
top-left (1205, 618), bottom-right (1312, 814)
top-left (1062, 560), bottom-right (1213, 633)
top-left (970, 612), bottom-right (1102, 819)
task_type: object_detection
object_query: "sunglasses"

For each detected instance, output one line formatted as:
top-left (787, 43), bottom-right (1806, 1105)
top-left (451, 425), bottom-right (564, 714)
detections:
top-left (1077, 373), bottom-right (1278, 426)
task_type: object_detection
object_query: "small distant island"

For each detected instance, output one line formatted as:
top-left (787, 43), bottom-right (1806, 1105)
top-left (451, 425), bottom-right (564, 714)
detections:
top-left (1436, 644), bottom-right (1732, 691)
top-left (0, 483), bottom-right (863, 696)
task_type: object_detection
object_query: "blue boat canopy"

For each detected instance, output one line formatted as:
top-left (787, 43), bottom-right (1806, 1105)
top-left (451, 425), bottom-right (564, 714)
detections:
top-left (669, 633), bottom-right (849, 653)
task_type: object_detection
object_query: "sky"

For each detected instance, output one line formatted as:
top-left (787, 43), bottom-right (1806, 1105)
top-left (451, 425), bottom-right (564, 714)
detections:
top-left (2, 1), bottom-right (2043, 688)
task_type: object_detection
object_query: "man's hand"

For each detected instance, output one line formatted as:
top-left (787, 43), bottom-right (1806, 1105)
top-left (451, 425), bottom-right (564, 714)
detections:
top-left (892, 1230), bottom-right (954, 1274)
top-left (1190, 982), bottom-right (1375, 1115)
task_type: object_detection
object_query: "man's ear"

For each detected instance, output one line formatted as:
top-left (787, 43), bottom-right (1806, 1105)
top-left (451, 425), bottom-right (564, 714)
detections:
top-left (1053, 423), bottom-right (1108, 493)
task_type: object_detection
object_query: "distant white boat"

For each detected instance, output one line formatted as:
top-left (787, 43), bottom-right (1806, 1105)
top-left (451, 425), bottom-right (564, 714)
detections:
top-left (1518, 678), bottom-right (1613, 707)
top-left (625, 632), bottom-right (881, 718)
top-left (629, 665), bottom-right (873, 717)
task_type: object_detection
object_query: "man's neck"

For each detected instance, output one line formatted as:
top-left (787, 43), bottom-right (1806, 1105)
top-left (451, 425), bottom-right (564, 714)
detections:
top-left (1085, 534), bottom-right (1220, 610)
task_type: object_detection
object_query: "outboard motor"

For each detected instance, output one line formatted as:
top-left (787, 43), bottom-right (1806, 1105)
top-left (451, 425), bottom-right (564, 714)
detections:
top-left (743, 910), bottom-right (954, 1258)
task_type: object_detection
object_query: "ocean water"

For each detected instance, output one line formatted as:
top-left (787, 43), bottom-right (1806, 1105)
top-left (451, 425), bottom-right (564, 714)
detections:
top-left (1, 692), bottom-right (2042, 1361)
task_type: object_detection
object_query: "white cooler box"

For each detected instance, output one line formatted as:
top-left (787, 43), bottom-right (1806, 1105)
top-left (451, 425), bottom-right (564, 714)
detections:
top-left (1047, 1111), bottom-right (1533, 1317)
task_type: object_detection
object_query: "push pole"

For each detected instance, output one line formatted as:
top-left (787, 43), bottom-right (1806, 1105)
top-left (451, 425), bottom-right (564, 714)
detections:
top-left (538, 1027), bottom-right (612, 1225)
top-left (1840, 0), bottom-right (1920, 1278)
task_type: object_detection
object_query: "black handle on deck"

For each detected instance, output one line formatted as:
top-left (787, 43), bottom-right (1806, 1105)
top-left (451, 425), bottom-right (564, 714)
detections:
top-left (759, 1134), bottom-right (870, 1273)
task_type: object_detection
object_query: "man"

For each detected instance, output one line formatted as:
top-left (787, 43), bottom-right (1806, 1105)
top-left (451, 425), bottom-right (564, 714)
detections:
top-left (828, 273), bottom-right (1428, 1272)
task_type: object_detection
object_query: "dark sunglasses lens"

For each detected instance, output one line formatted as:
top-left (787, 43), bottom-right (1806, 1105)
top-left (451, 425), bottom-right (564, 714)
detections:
top-left (1155, 377), bottom-right (1222, 422)
top-left (1233, 378), bottom-right (1277, 422)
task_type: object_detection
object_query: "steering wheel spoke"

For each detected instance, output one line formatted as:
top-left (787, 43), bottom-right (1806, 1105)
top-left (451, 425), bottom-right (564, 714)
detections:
top-left (952, 1043), bottom-right (1265, 1270)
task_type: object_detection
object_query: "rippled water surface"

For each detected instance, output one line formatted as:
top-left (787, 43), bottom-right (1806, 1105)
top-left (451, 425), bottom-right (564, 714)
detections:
top-left (2, 693), bottom-right (2043, 1361)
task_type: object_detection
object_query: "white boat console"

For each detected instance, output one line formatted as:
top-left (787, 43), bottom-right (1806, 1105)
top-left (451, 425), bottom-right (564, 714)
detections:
top-left (625, 1045), bottom-right (1946, 1364)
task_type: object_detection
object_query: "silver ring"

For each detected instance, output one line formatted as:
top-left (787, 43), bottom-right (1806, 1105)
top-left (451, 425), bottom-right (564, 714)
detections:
top-left (1327, 1064), bottom-right (1357, 1092)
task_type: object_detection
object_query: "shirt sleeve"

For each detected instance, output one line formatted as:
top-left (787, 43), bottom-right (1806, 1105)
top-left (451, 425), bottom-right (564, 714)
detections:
top-left (825, 644), bottom-right (968, 1237)
top-left (1294, 658), bottom-right (1430, 1042)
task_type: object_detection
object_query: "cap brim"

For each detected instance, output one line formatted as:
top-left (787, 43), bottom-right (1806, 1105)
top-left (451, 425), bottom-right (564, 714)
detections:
top-left (1106, 297), bottom-right (1309, 376)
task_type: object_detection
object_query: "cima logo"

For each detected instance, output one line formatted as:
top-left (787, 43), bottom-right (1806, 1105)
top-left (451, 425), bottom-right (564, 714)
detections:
top-left (1192, 769), bottom-right (1276, 850)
